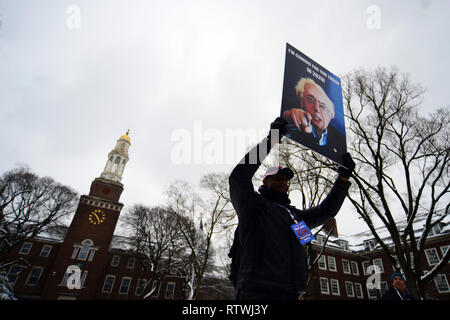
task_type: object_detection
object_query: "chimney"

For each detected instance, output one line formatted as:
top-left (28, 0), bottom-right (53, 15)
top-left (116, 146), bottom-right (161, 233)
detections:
top-left (323, 218), bottom-right (339, 238)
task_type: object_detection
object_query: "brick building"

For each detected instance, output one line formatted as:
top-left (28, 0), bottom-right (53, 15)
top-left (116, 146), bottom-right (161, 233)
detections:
top-left (2, 132), bottom-right (185, 300)
top-left (305, 215), bottom-right (450, 300)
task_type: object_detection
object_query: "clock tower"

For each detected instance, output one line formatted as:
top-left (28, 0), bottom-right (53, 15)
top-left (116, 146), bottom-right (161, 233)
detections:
top-left (42, 131), bottom-right (131, 299)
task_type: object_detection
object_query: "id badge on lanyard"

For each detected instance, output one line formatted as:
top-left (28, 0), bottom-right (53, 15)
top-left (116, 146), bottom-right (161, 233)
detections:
top-left (291, 221), bottom-right (315, 245)
top-left (275, 203), bottom-right (315, 245)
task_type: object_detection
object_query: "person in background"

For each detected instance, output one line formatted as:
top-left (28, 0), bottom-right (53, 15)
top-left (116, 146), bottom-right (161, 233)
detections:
top-left (381, 272), bottom-right (415, 300)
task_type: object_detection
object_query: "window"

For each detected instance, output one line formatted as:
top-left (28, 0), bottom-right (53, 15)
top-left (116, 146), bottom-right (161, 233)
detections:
top-left (127, 258), bottom-right (136, 269)
top-left (77, 239), bottom-right (93, 261)
top-left (318, 255), bottom-right (327, 270)
top-left (19, 242), bottom-right (33, 255)
top-left (88, 249), bottom-right (96, 262)
top-left (327, 256), bottom-right (337, 272)
top-left (7, 265), bottom-right (22, 285)
top-left (135, 279), bottom-right (147, 296)
top-left (40, 245), bottom-right (52, 257)
top-left (102, 275), bottom-right (115, 293)
top-left (425, 248), bottom-right (440, 266)
top-left (111, 255), bottom-right (121, 267)
top-left (429, 224), bottom-right (442, 236)
top-left (330, 279), bottom-right (340, 296)
top-left (364, 239), bottom-right (376, 251)
top-left (372, 258), bottom-right (384, 273)
top-left (26, 267), bottom-right (44, 286)
top-left (71, 247), bottom-right (80, 259)
top-left (380, 281), bottom-right (388, 295)
top-left (367, 287), bottom-right (379, 300)
top-left (119, 277), bottom-right (132, 295)
top-left (337, 240), bottom-right (349, 251)
top-left (316, 234), bottom-right (326, 245)
top-left (440, 245), bottom-right (449, 262)
top-left (320, 278), bottom-right (330, 295)
top-left (354, 283), bottom-right (363, 299)
top-left (362, 261), bottom-right (371, 275)
top-left (170, 268), bottom-right (178, 275)
top-left (345, 281), bottom-right (354, 297)
top-left (433, 274), bottom-right (450, 293)
top-left (80, 271), bottom-right (88, 287)
top-left (351, 261), bottom-right (359, 275)
top-left (342, 259), bottom-right (351, 274)
top-left (165, 282), bottom-right (176, 299)
top-left (151, 280), bottom-right (160, 297)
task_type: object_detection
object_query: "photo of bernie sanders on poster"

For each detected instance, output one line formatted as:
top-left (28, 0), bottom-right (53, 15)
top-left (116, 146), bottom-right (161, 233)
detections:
top-left (280, 43), bottom-right (347, 166)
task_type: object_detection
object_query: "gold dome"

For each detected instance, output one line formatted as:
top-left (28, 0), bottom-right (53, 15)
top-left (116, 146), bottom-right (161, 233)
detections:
top-left (119, 129), bottom-right (131, 142)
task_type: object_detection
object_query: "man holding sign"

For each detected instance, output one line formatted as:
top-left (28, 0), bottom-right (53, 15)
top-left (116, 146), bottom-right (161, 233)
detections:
top-left (228, 118), bottom-right (355, 300)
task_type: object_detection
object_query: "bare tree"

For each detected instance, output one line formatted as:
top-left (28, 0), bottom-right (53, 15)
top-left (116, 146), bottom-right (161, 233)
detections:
top-left (0, 166), bottom-right (78, 263)
top-left (341, 66), bottom-right (450, 299)
top-left (166, 173), bottom-right (234, 300)
top-left (120, 205), bottom-right (188, 299)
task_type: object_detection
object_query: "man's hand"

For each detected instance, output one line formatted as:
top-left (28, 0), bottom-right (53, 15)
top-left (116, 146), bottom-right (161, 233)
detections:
top-left (283, 108), bottom-right (312, 133)
top-left (338, 153), bottom-right (356, 180)
top-left (269, 117), bottom-right (287, 144)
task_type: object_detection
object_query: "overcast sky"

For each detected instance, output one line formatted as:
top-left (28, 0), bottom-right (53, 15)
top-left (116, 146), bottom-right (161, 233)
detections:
top-left (1, 0), bottom-right (449, 237)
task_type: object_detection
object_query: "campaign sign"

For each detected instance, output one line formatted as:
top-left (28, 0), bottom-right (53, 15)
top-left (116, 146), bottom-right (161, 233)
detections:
top-left (291, 221), bottom-right (315, 245)
top-left (280, 43), bottom-right (347, 167)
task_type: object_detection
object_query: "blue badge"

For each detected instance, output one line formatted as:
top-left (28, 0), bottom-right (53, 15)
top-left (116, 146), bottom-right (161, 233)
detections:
top-left (291, 221), bottom-right (315, 245)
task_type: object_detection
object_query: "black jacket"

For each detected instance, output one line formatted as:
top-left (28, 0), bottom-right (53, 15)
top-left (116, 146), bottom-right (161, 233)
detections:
top-left (229, 137), bottom-right (351, 295)
top-left (381, 287), bottom-right (415, 300)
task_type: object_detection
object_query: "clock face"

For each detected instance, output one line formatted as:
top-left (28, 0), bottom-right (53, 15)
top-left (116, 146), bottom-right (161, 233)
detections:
top-left (88, 209), bottom-right (106, 225)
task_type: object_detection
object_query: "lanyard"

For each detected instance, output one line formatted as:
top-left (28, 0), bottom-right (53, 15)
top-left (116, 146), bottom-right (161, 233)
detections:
top-left (274, 203), bottom-right (298, 224)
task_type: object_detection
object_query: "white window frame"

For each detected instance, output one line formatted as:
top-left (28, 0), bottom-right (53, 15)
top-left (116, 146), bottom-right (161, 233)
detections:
top-left (362, 261), bottom-right (371, 275)
top-left (433, 274), bottom-right (450, 293)
top-left (127, 258), bottom-right (136, 269)
top-left (320, 277), bottom-right (330, 295)
top-left (25, 266), bottom-right (44, 286)
top-left (119, 277), bottom-right (132, 295)
top-left (151, 280), bottom-right (160, 297)
top-left (350, 261), bottom-right (359, 275)
top-left (342, 259), bottom-right (351, 275)
top-left (318, 255), bottom-right (327, 270)
top-left (81, 271), bottom-right (88, 287)
top-left (102, 275), bottom-right (116, 293)
top-left (135, 279), bottom-right (147, 296)
top-left (327, 256), bottom-right (337, 272)
top-left (367, 287), bottom-right (379, 300)
top-left (19, 242), bottom-right (33, 255)
top-left (40, 245), bottom-right (52, 257)
top-left (372, 258), bottom-right (384, 273)
top-left (440, 245), bottom-right (449, 263)
top-left (170, 268), bottom-right (178, 275)
top-left (354, 282), bottom-right (363, 299)
top-left (165, 282), bottom-right (176, 299)
top-left (71, 247), bottom-right (80, 259)
top-left (88, 249), bottom-right (96, 262)
top-left (77, 239), bottom-right (93, 261)
top-left (425, 248), bottom-right (440, 266)
top-left (345, 281), bottom-right (354, 298)
top-left (111, 255), bottom-right (121, 267)
top-left (316, 234), bottom-right (326, 245)
top-left (7, 265), bottom-right (22, 285)
top-left (330, 279), bottom-right (340, 296)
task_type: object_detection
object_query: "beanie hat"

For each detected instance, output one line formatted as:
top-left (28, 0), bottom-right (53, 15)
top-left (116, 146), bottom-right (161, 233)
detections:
top-left (392, 272), bottom-right (406, 282)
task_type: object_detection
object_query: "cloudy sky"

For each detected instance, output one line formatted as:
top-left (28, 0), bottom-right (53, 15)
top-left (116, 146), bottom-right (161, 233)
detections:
top-left (1, 0), bottom-right (449, 236)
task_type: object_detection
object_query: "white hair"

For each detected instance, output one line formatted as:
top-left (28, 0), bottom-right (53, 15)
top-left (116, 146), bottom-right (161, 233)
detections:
top-left (295, 77), bottom-right (335, 118)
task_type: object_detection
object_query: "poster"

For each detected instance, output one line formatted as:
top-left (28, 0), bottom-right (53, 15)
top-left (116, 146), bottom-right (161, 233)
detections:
top-left (280, 43), bottom-right (347, 166)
